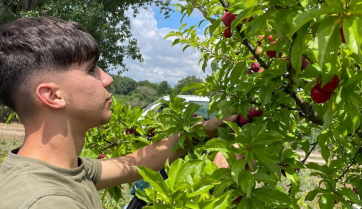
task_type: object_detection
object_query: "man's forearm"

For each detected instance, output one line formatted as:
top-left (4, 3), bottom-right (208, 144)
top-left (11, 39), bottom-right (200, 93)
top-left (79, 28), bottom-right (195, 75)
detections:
top-left (97, 133), bottom-right (188, 188)
top-left (128, 133), bottom-right (187, 171)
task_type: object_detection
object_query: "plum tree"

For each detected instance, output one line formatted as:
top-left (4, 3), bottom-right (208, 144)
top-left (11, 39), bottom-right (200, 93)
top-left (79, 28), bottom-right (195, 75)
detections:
top-left (143, 0), bottom-right (362, 207)
top-left (83, 0), bottom-right (362, 208)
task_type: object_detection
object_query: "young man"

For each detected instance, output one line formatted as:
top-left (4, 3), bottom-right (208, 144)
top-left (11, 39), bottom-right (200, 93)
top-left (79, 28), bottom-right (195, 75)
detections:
top-left (0, 16), bottom-right (237, 208)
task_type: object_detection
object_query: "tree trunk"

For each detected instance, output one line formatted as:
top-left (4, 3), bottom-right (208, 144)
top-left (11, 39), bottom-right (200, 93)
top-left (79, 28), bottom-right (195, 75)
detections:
top-left (22, 0), bottom-right (41, 11)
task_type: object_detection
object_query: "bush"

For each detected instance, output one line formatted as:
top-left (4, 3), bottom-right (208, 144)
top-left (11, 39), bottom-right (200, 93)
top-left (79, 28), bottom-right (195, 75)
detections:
top-left (0, 105), bottom-right (18, 123)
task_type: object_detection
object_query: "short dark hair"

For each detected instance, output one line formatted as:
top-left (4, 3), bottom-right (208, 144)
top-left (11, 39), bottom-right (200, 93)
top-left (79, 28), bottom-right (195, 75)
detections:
top-left (0, 16), bottom-right (100, 114)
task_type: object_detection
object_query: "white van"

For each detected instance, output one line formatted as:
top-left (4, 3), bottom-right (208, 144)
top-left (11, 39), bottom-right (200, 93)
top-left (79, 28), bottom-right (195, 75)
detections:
top-left (142, 95), bottom-right (215, 120)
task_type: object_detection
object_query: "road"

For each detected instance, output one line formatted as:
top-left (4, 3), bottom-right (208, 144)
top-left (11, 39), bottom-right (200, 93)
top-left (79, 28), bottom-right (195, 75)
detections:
top-left (0, 123), bottom-right (25, 140)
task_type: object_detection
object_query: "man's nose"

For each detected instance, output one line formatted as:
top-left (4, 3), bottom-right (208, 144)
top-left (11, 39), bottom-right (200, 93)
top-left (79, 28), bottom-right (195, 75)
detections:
top-left (100, 69), bottom-right (113, 88)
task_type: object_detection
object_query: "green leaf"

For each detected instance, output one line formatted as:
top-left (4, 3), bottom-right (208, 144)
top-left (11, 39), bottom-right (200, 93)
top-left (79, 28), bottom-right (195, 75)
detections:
top-left (168, 158), bottom-right (183, 191)
top-left (318, 192), bottom-right (334, 209)
top-left (224, 121), bottom-right (242, 136)
top-left (264, 162), bottom-right (281, 180)
top-left (237, 197), bottom-right (249, 209)
top-left (135, 167), bottom-right (170, 202)
top-left (253, 147), bottom-right (278, 163)
top-left (230, 62), bottom-right (245, 86)
top-left (338, 187), bottom-right (360, 203)
top-left (175, 160), bottom-right (203, 186)
top-left (214, 192), bottom-right (232, 209)
top-left (135, 190), bottom-right (153, 204)
top-left (253, 186), bottom-right (293, 207)
top-left (254, 172), bottom-right (278, 184)
top-left (210, 168), bottom-right (231, 180)
top-left (284, 166), bottom-right (300, 196)
top-left (260, 84), bottom-right (272, 106)
top-left (291, 24), bottom-right (309, 75)
top-left (208, 5), bottom-right (224, 17)
top-left (80, 149), bottom-right (98, 159)
top-left (306, 162), bottom-right (323, 172)
top-left (305, 188), bottom-right (324, 201)
top-left (322, 108), bottom-right (334, 130)
top-left (301, 64), bottom-right (322, 78)
top-left (231, 159), bottom-right (245, 185)
top-left (239, 170), bottom-right (254, 198)
top-left (320, 145), bottom-right (330, 162)
top-left (181, 82), bottom-right (204, 93)
top-left (289, 9), bottom-right (319, 36)
top-left (344, 16), bottom-right (362, 55)
top-left (252, 130), bottom-right (284, 145)
top-left (316, 16), bottom-right (339, 68)
top-left (250, 11), bottom-right (270, 35)
top-left (299, 140), bottom-right (310, 156)
top-left (188, 177), bottom-right (216, 197)
top-left (213, 179), bottom-right (234, 197)
top-left (204, 138), bottom-right (231, 152)
top-left (325, 0), bottom-right (344, 11)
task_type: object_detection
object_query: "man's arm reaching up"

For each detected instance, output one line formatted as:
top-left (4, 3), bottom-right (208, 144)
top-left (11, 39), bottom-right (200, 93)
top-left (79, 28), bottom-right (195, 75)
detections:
top-left (95, 115), bottom-right (237, 190)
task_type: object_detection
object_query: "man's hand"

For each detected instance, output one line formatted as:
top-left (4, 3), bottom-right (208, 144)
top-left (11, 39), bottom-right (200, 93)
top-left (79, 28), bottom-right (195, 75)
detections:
top-left (203, 114), bottom-right (238, 138)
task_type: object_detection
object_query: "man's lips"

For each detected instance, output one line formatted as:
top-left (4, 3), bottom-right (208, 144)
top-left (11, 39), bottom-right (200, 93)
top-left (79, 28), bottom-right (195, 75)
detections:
top-left (106, 94), bottom-right (112, 102)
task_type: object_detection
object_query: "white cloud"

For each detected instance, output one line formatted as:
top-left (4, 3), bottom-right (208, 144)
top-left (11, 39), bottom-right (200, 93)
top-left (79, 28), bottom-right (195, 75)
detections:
top-left (111, 6), bottom-right (211, 87)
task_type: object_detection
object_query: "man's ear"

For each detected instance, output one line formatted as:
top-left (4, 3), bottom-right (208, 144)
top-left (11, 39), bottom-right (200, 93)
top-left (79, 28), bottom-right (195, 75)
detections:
top-left (36, 83), bottom-right (66, 109)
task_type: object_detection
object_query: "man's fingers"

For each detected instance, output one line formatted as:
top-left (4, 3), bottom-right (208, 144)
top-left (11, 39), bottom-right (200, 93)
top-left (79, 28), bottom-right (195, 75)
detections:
top-left (219, 114), bottom-right (238, 125)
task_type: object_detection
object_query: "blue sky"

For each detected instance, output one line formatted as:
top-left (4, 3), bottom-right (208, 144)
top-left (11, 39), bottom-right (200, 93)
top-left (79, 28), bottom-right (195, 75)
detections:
top-left (153, 5), bottom-right (206, 30)
top-left (112, 2), bottom-right (211, 87)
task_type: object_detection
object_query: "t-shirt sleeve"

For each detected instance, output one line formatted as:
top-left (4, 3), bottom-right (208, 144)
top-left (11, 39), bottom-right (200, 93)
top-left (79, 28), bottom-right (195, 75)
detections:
top-left (29, 196), bottom-right (87, 209)
top-left (80, 157), bottom-right (102, 185)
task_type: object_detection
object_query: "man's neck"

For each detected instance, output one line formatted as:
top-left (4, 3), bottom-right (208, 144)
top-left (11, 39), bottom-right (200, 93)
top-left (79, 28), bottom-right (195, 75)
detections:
top-left (17, 123), bottom-right (85, 169)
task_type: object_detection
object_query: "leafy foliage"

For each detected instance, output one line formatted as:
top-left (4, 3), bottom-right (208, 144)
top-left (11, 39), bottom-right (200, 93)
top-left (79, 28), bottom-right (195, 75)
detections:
top-left (157, 80), bottom-right (173, 96)
top-left (133, 0), bottom-right (362, 208)
top-left (173, 75), bottom-right (203, 95)
top-left (0, 0), bottom-right (172, 72)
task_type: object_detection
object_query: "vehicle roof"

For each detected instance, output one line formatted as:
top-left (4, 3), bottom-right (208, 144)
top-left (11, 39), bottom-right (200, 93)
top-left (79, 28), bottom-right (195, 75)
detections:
top-left (157, 95), bottom-right (210, 102)
top-left (142, 95), bottom-right (209, 116)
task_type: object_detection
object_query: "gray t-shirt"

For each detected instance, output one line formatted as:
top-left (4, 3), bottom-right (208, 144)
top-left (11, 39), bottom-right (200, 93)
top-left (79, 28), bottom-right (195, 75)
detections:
top-left (0, 148), bottom-right (103, 209)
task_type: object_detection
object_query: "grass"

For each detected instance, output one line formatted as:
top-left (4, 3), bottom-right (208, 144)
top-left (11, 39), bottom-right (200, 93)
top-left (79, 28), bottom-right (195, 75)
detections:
top-left (0, 134), bottom-right (22, 165)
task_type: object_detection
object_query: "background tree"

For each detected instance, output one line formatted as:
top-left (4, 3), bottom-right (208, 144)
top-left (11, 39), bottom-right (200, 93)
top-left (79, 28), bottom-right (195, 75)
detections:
top-left (137, 80), bottom-right (158, 91)
top-left (111, 75), bottom-right (137, 96)
top-left (157, 80), bottom-right (173, 96)
top-left (173, 75), bottom-right (203, 95)
top-left (0, 0), bottom-right (172, 72)
top-left (127, 86), bottom-right (159, 107)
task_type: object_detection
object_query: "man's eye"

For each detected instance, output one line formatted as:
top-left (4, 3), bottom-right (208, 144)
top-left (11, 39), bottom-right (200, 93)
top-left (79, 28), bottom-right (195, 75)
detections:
top-left (89, 66), bottom-right (96, 74)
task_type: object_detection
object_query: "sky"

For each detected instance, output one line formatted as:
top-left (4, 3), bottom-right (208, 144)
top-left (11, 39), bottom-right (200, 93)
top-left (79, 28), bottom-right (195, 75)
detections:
top-left (110, 1), bottom-right (210, 87)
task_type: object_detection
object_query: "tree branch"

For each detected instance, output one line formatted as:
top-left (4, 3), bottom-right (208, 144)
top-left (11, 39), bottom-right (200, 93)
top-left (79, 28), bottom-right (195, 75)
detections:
top-left (284, 33), bottom-right (323, 125)
top-left (219, 0), bottom-right (227, 8)
top-left (189, 0), bottom-right (215, 23)
top-left (334, 147), bottom-right (362, 182)
top-left (218, 0), bottom-right (269, 69)
top-left (301, 142), bottom-right (318, 164)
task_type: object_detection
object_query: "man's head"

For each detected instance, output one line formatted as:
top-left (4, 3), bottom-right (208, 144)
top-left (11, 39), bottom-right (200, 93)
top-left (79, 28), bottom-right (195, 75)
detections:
top-left (0, 16), bottom-right (108, 124)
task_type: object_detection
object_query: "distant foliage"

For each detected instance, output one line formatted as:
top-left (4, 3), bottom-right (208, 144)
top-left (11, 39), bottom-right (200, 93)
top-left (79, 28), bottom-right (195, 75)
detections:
top-left (173, 75), bottom-right (203, 95)
top-left (0, 0), bottom-right (172, 72)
